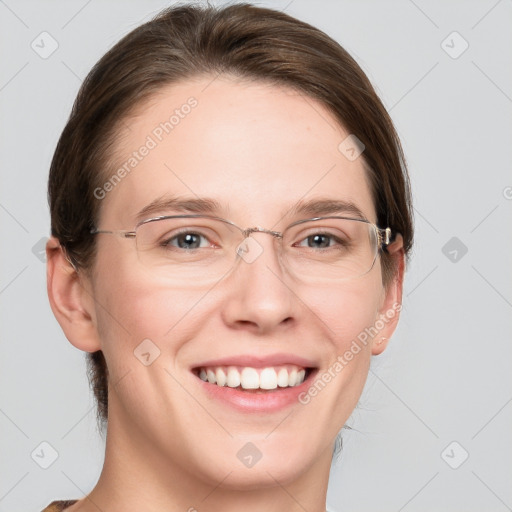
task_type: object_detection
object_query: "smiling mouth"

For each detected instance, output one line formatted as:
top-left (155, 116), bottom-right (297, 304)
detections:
top-left (192, 364), bottom-right (315, 392)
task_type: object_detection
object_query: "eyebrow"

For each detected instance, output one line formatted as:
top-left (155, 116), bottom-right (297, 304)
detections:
top-left (286, 198), bottom-right (366, 220)
top-left (135, 195), bottom-right (367, 223)
top-left (135, 195), bottom-right (225, 221)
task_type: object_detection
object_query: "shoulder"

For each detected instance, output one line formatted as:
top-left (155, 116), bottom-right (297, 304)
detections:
top-left (41, 500), bottom-right (78, 512)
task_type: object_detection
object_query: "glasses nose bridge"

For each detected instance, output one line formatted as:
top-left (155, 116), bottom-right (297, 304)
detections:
top-left (242, 226), bottom-right (283, 240)
top-left (236, 226), bottom-right (287, 273)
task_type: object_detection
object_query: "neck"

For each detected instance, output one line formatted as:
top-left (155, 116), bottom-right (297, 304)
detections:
top-left (75, 397), bottom-right (332, 512)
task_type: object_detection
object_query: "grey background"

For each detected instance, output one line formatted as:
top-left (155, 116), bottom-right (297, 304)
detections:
top-left (1, 0), bottom-right (511, 510)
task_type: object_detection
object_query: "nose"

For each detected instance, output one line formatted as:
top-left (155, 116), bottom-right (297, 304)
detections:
top-left (220, 232), bottom-right (299, 335)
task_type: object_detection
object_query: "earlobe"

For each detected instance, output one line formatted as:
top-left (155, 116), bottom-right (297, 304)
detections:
top-left (372, 234), bottom-right (405, 355)
top-left (46, 236), bottom-right (101, 353)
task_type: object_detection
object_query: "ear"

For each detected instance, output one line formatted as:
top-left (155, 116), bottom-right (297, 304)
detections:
top-left (46, 236), bottom-right (101, 352)
top-left (372, 234), bottom-right (405, 355)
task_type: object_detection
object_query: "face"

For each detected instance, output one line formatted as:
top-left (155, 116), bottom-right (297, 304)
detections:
top-left (82, 76), bottom-right (400, 488)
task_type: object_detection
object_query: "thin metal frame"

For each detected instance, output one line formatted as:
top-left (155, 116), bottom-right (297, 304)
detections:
top-left (91, 214), bottom-right (392, 249)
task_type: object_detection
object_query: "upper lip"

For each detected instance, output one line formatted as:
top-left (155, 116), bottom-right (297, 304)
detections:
top-left (191, 353), bottom-right (318, 370)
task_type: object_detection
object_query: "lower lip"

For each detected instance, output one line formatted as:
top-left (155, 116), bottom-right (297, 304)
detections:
top-left (194, 370), bottom-right (317, 413)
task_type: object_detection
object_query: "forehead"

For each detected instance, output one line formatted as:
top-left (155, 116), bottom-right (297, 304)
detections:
top-left (98, 75), bottom-right (376, 227)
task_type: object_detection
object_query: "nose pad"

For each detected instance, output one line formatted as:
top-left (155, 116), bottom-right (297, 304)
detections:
top-left (235, 236), bottom-right (265, 264)
top-left (234, 226), bottom-right (284, 270)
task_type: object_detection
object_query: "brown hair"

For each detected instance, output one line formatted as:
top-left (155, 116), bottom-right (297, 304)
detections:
top-left (48, 2), bottom-right (413, 433)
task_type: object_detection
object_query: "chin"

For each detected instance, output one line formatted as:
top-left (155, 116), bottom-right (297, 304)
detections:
top-left (194, 434), bottom-right (322, 489)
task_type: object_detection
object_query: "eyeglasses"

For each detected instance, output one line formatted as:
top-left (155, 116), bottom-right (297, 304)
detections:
top-left (90, 214), bottom-right (392, 285)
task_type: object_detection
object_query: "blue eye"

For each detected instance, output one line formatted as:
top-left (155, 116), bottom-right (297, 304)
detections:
top-left (164, 231), bottom-right (210, 250)
top-left (304, 233), bottom-right (333, 248)
top-left (296, 232), bottom-right (349, 249)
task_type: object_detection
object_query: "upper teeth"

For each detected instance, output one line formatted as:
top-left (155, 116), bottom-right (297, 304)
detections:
top-left (198, 365), bottom-right (307, 389)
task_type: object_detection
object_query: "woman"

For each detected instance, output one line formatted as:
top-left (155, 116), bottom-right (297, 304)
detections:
top-left (44, 2), bottom-right (412, 510)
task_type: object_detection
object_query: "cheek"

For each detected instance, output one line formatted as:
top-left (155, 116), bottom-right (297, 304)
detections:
top-left (91, 254), bottom-right (209, 372)
top-left (90, 267), bottom-right (206, 429)
top-left (303, 273), bottom-right (384, 348)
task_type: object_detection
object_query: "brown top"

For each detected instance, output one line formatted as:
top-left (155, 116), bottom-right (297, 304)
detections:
top-left (41, 500), bottom-right (78, 512)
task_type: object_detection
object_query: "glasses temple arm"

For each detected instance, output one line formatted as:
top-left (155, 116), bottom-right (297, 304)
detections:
top-left (90, 228), bottom-right (136, 238)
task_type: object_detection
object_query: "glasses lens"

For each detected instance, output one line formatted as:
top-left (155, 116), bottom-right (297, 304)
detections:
top-left (282, 217), bottom-right (379, 283)
top-left (135, 217), bottom-right (240, 284)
